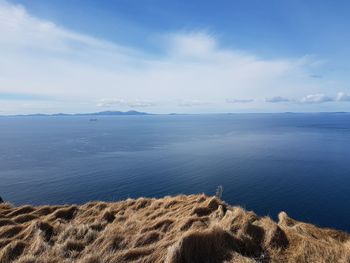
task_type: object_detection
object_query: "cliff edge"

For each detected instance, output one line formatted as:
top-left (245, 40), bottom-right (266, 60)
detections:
top-left (0, 194), bottom-right (349, 263)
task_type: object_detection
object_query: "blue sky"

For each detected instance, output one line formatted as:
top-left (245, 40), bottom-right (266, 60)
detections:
top-left (1, 0), bottom-right (350, 114)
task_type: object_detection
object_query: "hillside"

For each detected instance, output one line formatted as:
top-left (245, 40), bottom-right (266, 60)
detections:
top-left (0, 194), bottom-right (349, 263)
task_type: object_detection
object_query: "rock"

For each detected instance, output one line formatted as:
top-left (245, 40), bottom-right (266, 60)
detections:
top-left (0, 196), bottom-right (3, 203)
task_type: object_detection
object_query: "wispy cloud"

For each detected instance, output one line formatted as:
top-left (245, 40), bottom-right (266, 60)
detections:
top-left (0, 0), bottom-right (346, 113)
top-left (226, 98), bottom-right (254, 103)
top-left (0, 92), bottom-right (52, 101)
top-left (0, 0), bottom-right (133, 57)
top-left (165, 31), bottom-right (217, 59)
top-left (265, 96), bottom-right (290, 103)
top-left (97, 99), bottom-right (155, 108)
top-left (178, 100), bottom-right (211, 107)
top-left (300, 94), bottom-right (333, 104)
top-left (336, 92), bottom-right (350, 102)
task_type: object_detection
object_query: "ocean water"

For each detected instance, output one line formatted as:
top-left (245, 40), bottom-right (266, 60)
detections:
top-left (0, 113), bottom-right (350, 232)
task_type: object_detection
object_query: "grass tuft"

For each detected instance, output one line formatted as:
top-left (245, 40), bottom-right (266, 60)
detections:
top-left (0, 194), bottom-right (348, 262)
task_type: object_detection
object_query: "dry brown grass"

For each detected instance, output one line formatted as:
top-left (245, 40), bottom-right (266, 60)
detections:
top-left (0, 195), bottom-right (349, 263)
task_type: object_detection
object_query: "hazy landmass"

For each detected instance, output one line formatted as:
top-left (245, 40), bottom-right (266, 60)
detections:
top-left (1, 111), bottom-right (350, 117)
top-left (0, 111), bottom-right (151, 117)
top-left (0, 194), bottom-right (349, 262)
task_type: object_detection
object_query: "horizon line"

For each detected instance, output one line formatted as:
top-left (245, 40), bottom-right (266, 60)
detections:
top-left (1, 110), bottom-right (349, 117)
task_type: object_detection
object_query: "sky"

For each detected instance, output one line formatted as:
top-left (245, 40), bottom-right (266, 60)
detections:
top-left (0, 0), bottom-right (350, 114)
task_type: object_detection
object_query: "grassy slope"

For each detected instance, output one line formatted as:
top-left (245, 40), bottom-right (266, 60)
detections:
top-left (0, 194), bottom-right (349, 263)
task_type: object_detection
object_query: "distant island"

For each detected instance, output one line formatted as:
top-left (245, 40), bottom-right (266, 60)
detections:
top-left (2, 110), bottom-right (151, 117)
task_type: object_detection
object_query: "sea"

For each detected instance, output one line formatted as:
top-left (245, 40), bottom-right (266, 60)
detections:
top-left (0, 113), bottom-right (349, 232)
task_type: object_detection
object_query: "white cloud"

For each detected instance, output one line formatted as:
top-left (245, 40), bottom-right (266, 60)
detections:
top-left (226, 98), bottom-right (254, 103)
top-left (336, 92), bottom-right (350, 102)
top-left (97, 99), bottom-right (155, 108)
top-left (178, 100), bottom-right (211, 107)
top-left (300, 94), bottom-right (333, 103)
top-left (165, 32), bottom-right (217, 59)
top-left (0, 0), bottom-right (346, 114)
top-left (0, 1), bottom-right (133, 58)
top-left (265, 96), bottom-right (290, 103)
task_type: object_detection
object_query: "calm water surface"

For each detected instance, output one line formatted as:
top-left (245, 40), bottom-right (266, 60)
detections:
top-left (0, 113), bottom-right (349, 231)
